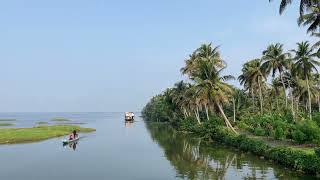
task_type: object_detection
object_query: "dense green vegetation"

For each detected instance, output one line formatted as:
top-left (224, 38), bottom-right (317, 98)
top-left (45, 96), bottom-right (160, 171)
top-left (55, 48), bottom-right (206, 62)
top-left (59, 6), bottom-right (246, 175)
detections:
top-left (142, 41), bottom-right (320, 144)
top-left (0, 125), bottom-right (95, 144)
top-left (142, 1), bottom-right (320, 174)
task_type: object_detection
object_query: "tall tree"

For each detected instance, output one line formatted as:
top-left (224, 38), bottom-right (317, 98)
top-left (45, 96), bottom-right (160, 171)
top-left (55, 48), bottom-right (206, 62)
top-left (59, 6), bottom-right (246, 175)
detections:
top-left (262, 43), bottom-right (291, 108)
top-left (239, 59), bottom-right (266, 114)
top-left (182, 43), bottom-right (237, 133)
top-left (291, 41), bottom-right (320, 119)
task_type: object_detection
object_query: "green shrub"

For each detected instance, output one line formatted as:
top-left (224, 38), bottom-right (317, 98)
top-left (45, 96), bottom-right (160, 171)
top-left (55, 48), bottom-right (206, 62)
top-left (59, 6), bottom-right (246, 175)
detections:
top-left (237, 121), bottom-right (250, 131)
top-left (244, 113), bottom-right (295, 139)
top-left (292, 129), bottom-right (307, 144)
top-left (313, 112), bottom-right (320, 127)
top-left (315, 147), bottom-right (320, 157)
top-left (254, 128), bottom-right (265, 136)
top-left (274, 127), bottom-right (284, 140)
top-left (267, 147), bottom-right (320, 174)
top-left (294, 121), bottom-right (320, 144)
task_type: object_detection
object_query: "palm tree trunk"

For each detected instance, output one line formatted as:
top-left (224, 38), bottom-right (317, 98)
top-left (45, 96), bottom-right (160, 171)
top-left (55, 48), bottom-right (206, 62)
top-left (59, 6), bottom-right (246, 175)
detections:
top-left (306, 76), bottom-right (312, 120)
top-left (194, 109), bottom-right (201, 124)
top-left (291, 89), bottom-right (295, 120)
top-left (204, 104), bottom-right (210, 121)
top-left (183, 108), bottom-right (187, 119)
top-left (196, 106), bottom-right (200, 119)
top-left (296, 97), bottom-right (299, 113)
top-left (233, 97), bottom-right (236, 123)
top-left (251, 87), bottom-right (255, 107)
top-left (318, 96), bottom-right (320, 112)
top-left (258, 77), bottom-right (263, 114)
top-left (288, 81), bottom-right (295, 120)
top-left (280, 72), bottom-right (288, 108)
top-left (216, 103), bottom-right (238, 134)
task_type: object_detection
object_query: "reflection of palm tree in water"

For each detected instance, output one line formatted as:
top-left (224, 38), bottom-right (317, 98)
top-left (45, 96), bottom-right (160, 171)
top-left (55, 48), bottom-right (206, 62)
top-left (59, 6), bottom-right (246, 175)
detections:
top-left (145, 123), bottom-right (237, 179)
top-left (144, 122), bottom-right (292, 180)
top-left (181, 138), bottom-right (237, 180)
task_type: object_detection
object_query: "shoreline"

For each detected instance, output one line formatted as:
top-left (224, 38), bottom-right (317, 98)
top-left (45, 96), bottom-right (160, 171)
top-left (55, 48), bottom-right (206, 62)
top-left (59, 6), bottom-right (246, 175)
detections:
top-left (145, 119), bottom-right (320, 175)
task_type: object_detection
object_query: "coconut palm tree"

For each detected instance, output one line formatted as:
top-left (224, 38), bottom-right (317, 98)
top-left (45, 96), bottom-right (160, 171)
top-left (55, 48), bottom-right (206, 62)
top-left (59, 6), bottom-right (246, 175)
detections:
top-left (269, 78), bottom-right (283, 111)
top-left (232, 89), bottom-right (250, 121)
top-left (194, 68), bottom-right (236, 133)
top-left (312, 73), bottom-right (320, 112)
top-left (298, 5), bottom-right (320, 33)
top-left (311, 32), bottom-right (320, 56)
top-left (181, 43), bottom-right (225, 79)
top-left (282, 69), bottom-right (298, 118)
top-left (269, 0), bottom-right (316, 15)
top-left (238, 62), bottom-right (257, 108)
top-left (262, 43), bottom-right (291, 108)
top-left (170, 81), bottom-right (190, 119)
top-left (291, 41), bottom-right (320, 119)
top-left (182, 43), bottom-right (238, 133)
top-left (239, 59), bottom-right (266, 114)
top-left (269, 0), bottom-right (320, 33)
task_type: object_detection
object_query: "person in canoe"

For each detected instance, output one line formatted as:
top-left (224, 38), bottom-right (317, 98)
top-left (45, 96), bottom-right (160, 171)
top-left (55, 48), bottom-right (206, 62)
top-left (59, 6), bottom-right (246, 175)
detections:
top-left (69, 130), bottom-right (78, 140)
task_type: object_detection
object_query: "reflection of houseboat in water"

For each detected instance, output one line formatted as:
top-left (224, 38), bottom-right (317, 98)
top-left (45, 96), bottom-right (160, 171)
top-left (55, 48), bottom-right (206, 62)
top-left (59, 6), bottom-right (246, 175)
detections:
top-left (125, 112), bottom-right (135, 122)
top-left (125, 121), bottom-right (133, 128)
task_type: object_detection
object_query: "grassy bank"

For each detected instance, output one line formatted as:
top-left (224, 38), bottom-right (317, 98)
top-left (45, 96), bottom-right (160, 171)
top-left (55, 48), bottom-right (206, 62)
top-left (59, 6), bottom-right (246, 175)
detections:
top-left (211, 128), bottom-right (320, 174)
top-left (172, 118), bottom-right (320, 175)
top-left (0, 125), bottom-right (96, 144)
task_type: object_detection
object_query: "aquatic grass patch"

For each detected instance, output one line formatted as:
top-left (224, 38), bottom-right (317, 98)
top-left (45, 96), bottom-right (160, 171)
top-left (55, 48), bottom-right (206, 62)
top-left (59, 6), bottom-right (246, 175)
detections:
top-left (0, 125), bottom-right (96, 144)
top-left (51, 118), bottom-right (71, 122)
top-left (36, 121), bottom-right (49, 125)
top-left (0, 119), bottom-right (16, 121)
top-left (54, 122), bottom-right (86, 125)
top-left (0, 123), bottom-right (15, 126)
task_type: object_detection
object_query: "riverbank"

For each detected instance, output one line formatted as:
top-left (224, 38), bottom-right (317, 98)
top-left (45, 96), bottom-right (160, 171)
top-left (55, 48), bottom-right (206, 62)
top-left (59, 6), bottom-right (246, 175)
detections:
top-left (167, 119), bottom-right (320, 175)
top-left (0, 125), bottom-right (96, 144)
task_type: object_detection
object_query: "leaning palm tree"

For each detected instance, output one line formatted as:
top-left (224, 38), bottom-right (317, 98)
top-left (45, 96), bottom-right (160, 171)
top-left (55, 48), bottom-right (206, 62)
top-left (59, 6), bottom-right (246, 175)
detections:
top-left (262, 43), bottom-right (291, 108)
top-left (193, 64), bottom-right (237, 133)
top-left (291, 41), bottom-right (320, 119)
top-left (182, 43), bottom-right (238, 133)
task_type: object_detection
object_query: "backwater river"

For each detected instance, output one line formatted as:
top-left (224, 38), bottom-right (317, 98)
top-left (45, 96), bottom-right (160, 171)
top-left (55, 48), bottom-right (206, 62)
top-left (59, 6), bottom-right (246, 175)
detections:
top-left (0, 112), bottom-right (317, 179)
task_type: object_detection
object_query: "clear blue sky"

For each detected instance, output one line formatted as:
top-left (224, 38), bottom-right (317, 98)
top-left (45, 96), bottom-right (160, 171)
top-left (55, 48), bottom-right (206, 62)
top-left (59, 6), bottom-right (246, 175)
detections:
top-left (0, 0), bottom-right (314, 112)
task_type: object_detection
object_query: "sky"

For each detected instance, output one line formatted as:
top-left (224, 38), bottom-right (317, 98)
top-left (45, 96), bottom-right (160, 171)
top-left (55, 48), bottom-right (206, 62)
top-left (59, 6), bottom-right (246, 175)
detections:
top-left (0, 0), bottom-right (315, 112)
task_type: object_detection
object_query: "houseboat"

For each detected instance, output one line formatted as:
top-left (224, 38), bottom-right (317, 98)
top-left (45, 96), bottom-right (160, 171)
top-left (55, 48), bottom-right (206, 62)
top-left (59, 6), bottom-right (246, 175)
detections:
top-left (125, 112), bottom-right (135, 121)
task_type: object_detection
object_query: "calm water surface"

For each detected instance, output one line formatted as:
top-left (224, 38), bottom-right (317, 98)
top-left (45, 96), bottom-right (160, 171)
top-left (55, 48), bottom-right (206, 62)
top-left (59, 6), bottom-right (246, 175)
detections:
top-left (0, 112), bottom-right (317, 179)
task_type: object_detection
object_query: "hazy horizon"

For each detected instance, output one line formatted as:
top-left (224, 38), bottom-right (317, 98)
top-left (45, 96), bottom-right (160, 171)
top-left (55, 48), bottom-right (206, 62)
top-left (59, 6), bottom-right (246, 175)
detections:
top-left (0, 0), bottom-right (315, 112)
